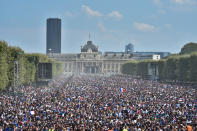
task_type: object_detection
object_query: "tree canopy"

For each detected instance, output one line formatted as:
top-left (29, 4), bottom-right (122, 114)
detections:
top-left (180, 42), bottom-right (197, 55)
top-left (0, 40), bottom-right (64, 91)
top-left (122, 53), bottom-right (197, 83)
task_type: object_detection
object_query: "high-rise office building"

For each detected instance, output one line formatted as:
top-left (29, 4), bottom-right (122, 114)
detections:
top-left (46, 18), bottom-right (61, 54)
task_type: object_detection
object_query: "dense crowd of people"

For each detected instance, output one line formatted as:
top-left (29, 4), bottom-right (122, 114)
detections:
top-left (0, 75), bottom-right (196, 130)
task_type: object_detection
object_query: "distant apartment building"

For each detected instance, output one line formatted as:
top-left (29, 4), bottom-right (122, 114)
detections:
top-left (134, 51), bottom-right (170, 58)
top-left (46, 18), bottom-right (61, 54)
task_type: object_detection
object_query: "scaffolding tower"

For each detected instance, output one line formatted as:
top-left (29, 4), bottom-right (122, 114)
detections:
top-left (14, 61), bottom-right (19, 89)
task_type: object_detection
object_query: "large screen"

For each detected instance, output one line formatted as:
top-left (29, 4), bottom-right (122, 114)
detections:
top-left (38, 63), bottom-right (52, 79)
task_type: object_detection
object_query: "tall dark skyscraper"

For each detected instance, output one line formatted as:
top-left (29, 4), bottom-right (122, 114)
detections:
top-left (46, 18), bottom-right (61, 54)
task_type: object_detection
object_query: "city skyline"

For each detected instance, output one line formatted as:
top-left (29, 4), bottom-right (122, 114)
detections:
top-left (0, 0), bottom-right (197, 54)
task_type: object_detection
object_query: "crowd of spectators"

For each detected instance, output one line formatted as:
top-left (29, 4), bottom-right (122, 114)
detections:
top-left (0, 75), bottom-right (196, 130)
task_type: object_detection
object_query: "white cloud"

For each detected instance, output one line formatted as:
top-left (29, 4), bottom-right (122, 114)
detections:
top-left (108, 11), bottom-right (123, 20)
top-left (98, 21), bottom-right (106, 32)
top-left (133, 22), bottom-right (157, 32)
top-left (171, 0), bottom-right (196, 4)
top-left (153, 0), bottom-right (163, 7)
top-left (169, 0), bottom-right (197, 12)
top-left (82, 5), bottom-right (103, 17)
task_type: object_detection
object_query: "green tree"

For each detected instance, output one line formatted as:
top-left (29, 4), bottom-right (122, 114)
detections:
top-left (165, 57), bottom-right (178, 80)
top-left (189, 53), bottom-right (197, 82)
top-left (24, 60), bottom-right (36, 84)
top-left (121, 61), bottom-right (137, 75)
top-left (0, 55), bottom-right (8, 90)
top-left (7, 46), bottom-right (25, 86)
top-left (180, 42), bottom-right (197, 55)
top-left (158, 60), bottom-right (166, 80)
top-left (0, 41), bottom-right (9, 90)
top-left (177, 56), bottom-right (190, 81)
top-left (136, 61), bottom-right (148, 78)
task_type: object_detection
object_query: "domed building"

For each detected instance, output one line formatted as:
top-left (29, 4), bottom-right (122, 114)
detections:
top-left (49, 40), bottom-right (135, 74)
top-left (81, 41), bottom-right (98, 53)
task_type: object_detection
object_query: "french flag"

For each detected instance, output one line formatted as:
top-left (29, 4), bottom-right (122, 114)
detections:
top-left (134, 79), bottom-right (137, 84)
top-left (120, 88), bottom-right (126, 93)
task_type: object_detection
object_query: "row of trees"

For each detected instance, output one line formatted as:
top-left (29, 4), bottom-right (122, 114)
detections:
top-left (122, 43), bottom-right (197, 82)
top-left (158, 53), bottom-right (197, 82)
top-left (0, 41), bottom-right (63, 91)
top-left (122, 60), bottom-right (150, 79)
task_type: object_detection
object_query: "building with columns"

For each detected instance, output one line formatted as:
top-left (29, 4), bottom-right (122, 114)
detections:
top-left (48, 40), bottom-right (134, 75)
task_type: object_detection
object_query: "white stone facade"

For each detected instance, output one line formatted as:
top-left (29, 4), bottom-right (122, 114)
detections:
top-left (48, 41), bottom-right (134, 75)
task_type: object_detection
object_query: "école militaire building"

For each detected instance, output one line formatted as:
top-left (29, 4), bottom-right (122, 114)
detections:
top-left (48, 40), bottom-right (135, 74)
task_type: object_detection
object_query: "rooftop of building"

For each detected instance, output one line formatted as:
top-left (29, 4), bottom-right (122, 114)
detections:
top-left (81, 41), bottom-right (98, 53)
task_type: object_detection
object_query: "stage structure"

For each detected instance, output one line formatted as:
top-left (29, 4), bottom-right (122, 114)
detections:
top-left (38, 63), bottom-right (52, 79)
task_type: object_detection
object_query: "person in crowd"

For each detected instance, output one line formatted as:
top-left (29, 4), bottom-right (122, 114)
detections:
top-left (0, 75), bottom-right (196, 130)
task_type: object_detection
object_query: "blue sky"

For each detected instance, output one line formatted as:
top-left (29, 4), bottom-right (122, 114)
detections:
top-left (0, 0), bottom-right (197, 53)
